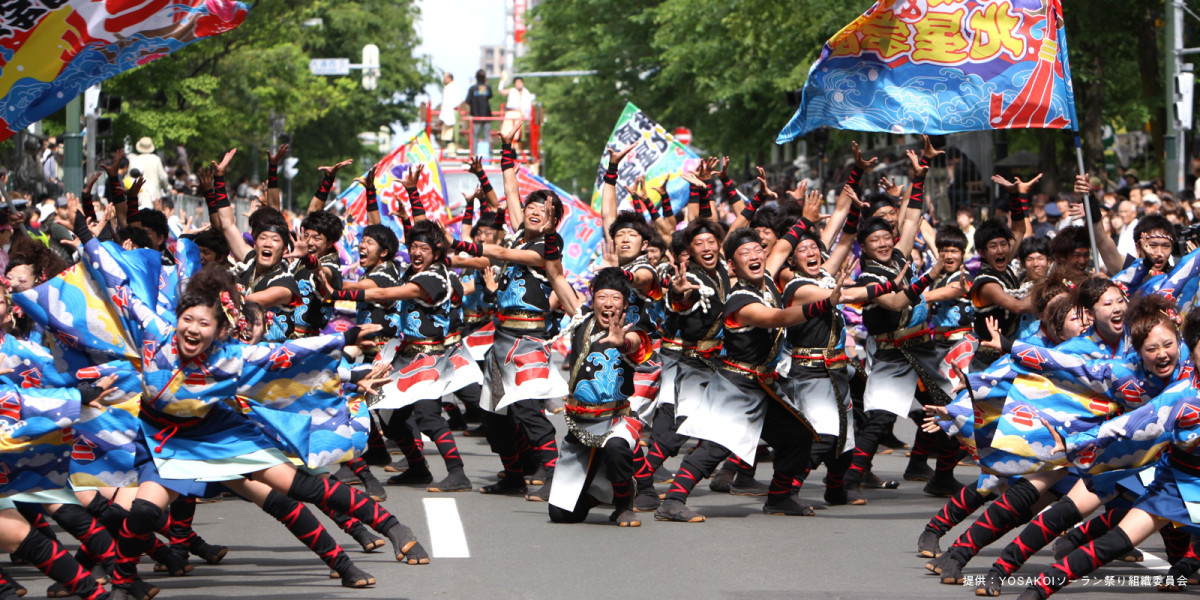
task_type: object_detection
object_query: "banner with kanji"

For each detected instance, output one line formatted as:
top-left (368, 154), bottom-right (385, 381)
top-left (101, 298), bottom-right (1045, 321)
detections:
top-left (343, 132), bottom-right (451, 232)
top-left (0, 0), bottom-right (249, 141)
top-left (777, 0), bottom-right (1078, 142)
top-left (591, 102), bottom-right (701, 215)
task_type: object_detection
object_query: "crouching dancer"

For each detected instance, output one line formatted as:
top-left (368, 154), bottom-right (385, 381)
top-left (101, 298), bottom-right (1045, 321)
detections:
top-left (548, 267), bottom-right (654, 526)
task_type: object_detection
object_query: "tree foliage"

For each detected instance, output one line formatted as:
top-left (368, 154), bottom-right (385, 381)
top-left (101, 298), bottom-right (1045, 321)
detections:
top-left (525, 0), bottom-right (1186, 196)
top-left (103, 0), bottom-right (433, 197)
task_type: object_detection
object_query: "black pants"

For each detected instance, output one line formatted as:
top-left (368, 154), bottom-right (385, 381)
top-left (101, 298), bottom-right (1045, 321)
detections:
top-left (846, 409), bottom-right (896, 488)
top-left (548, 437), bottom-right (634, 523)
top-left (508, 399), bottom-right (558, 472)
top-left (665, 395), bottom-right (814, 503)
top-left (385, 399), bottom-right (463, 471)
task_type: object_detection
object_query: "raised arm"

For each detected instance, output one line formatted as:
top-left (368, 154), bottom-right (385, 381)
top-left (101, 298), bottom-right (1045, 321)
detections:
top-left (264, 144), bottom-right (288, 212)
top-left (496, 124), bottom-right (524, 230)
top-left (308, 159), bottom-right (352, 215)
top-left (1073, 173), bottom-right (1122, 274)
top-left (600, 145), bottom-right (636, 232)
top-left (466, 156), bottom-right (500, 212)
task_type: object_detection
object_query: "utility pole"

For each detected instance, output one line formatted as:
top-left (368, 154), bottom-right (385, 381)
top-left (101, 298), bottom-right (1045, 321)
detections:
top-left (64, 97), bottom-right (83, 196)
top-left (1167, 0), bottom-right (1184, 194)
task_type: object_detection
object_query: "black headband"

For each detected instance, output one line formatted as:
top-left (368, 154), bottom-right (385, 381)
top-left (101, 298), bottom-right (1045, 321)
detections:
top-left (855, 219), bottom-right (892, 245)
top-left (254, 224), bottom-right (292, 249)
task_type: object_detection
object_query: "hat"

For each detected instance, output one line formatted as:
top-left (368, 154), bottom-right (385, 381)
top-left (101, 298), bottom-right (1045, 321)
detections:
top-left (1142, 192), bottom-right (1161, 205)
top-left (37, 205), bottom-right (53, 222)
top-left (54, 196), bottom-right (68, 208)
top-left (1044, 202), bottom-right (1062, 217)
top-left (135, 137), bottom-right (155, 154)
top-left (1089, 176), bottom-right (1102, 188)
top-left (1124, 168), bottom-right (1139, 180)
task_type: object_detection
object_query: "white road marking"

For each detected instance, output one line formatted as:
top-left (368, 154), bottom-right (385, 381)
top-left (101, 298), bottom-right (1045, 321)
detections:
top-left (422, 497), bottom-right (470, 558)
top-left (1138, 549), bottom-right (1170, 571)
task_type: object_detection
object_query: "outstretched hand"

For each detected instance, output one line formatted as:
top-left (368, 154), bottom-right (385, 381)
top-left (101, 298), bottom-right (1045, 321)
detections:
top-left (401, 164), bottom-right (424, 190)
top-left (755, 166), bottom-right (778, 200)
top-left (852, 140), bottom-right (877, 171)
top-left (212, 148), bottom-right (237, 176)
top-left (267, 144), bottom-right (290, 165)
top-left (318, 159), bottom-right (354, 177)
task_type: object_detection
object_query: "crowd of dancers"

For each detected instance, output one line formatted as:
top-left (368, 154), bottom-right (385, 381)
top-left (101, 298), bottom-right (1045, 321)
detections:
top-left (0, 125), bottom-right (1197, 599)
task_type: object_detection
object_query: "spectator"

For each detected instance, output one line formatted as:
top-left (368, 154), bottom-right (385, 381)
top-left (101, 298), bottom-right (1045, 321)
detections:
top-left (1042, 200), bottom-right (1063, 235)
top-left (45, 196), bottom-right (76, 262)
top-left (1115, 199), bottom-right (1139, 257)
top-left (1142, 190), bottom-right (1161, 216)
top-left (1030, 195), bottom-right (1056, 239)
top-left (40, 140), bottom-right (60, 195)
top-left (160, 196), bottom-right (183, 237)
top-left (499, 76), bottom-right (535, 157)
top-left (128, 137), bottom-right (170, 208)
top-left (438, 73), bottom-right (463, 154)
top-left (465, 69), bottom-right (494, 157)
top-left (955, 208), bottom-right (975, 254)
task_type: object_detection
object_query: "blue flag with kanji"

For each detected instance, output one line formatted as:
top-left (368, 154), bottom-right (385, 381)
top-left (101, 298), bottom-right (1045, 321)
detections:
top-left (777, 0), bottom-right (1078, 142)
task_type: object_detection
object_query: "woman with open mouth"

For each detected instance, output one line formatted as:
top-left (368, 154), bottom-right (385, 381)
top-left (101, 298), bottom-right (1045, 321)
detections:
top-left (926, 278), bottom-right (1158, 591)
top-left (953, 292), bottom-right (1193, 596)
top-left (46, 216), bottom-right (429, 600)
top-left (1002, 306), bottom-right (1200, 599)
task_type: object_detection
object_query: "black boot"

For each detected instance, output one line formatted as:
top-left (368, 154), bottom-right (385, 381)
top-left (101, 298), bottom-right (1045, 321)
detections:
top-left (1017, 528), bottom-right (1134, 599)
top-left (427, 467), bottom-right (472, 493)
top-left (386, 462), bottom-right (434, 486)
top-left (479, 473), bottom-right (527, 495)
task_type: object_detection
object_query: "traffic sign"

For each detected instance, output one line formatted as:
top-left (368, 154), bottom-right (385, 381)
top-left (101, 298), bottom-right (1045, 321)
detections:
top-left (310, 58), bottom-right (351, 76)
top-left (674, 126), bottom-right (692, 145)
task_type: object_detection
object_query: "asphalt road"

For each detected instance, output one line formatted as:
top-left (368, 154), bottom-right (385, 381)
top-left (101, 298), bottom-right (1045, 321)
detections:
top-left (5, 418), bottom-right (1174, 600)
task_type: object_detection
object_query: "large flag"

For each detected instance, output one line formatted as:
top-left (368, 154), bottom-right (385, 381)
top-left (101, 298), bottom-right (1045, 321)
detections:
top-left (592, 103), bottom-right (701, 215)
top-left (777, 0), bottom-right (1077, 142)
top-left (0, 1), bottom-right (249, 141)
top-left (342, 132), bottom-right (450, 231)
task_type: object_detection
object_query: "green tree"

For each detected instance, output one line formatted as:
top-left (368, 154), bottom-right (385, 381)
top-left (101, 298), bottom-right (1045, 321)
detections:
top-left (102, 0), bottom-right (434, 204)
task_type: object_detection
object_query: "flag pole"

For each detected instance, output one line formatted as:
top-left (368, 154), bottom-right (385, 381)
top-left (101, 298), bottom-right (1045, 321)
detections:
top-left (1074, 136), bottom-right (1101, 272)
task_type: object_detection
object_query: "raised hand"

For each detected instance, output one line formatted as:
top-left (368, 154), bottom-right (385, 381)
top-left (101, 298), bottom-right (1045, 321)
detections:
top-left (467, 156), bottom-right (484, 175)
top-left (803, 189), bottom-right (822, 223)
top-left (267, 143), bottom-right (290, 165)
top-left (83, 172), bottom-right (101, 194)
top-left (650, 173), bottom-right (671, 200)
top-left (852, 140), bottom-right (878, 171)
top-left (84, 374), bottom-right (121, 408)
top-left (196, 166), bottom-right (214, 193)
top-left (786, 179), bottom-right (809, 201)
top-left (991, 173), bottom-right (1043, 195)
top-left (878, 176), bottom-right (902, 197)
top-left (212, 148), bottom-right (237, 176)
top-left (755, 166), bottom-right (778, 200)
top-left (906, 149), bottom-right (928, 178)
top-left (353, 166), bottom-right (378, 191)
top-left (101, 148), bottom-right (125, 177)
top-left (717, 156), bottom-right (731, 181)
top-left (920, 134), bottom-right (945, 161)
top-left (608, 144), bottom-right (636, 166)
top-left (127, 177), bottom-right (146, 199)
top-left (401, 164), bottom-right (424, 190)
top-left (493, 121), bottom-right (523, 145)
top-left (318, 159), bottom-right (354, 177)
